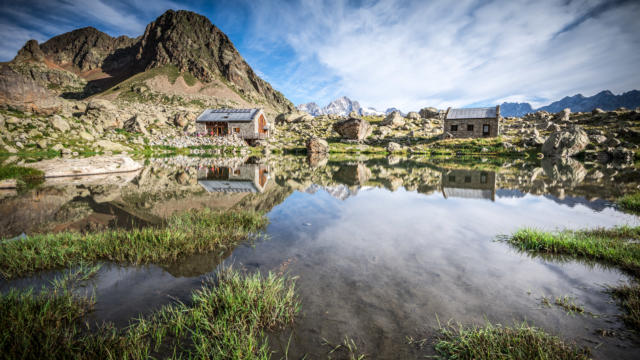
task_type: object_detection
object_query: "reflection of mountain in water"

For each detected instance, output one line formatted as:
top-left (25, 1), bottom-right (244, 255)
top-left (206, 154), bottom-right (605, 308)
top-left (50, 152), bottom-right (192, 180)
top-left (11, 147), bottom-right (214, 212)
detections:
top-left (198, 163), bottom-right (269, 193)
top-left (304, 184), bottom-right (359, 200)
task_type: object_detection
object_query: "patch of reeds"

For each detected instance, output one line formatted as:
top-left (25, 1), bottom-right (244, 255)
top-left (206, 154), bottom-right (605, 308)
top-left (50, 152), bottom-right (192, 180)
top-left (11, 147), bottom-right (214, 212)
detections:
top-left (0, 209), bottom-right (267, 279)
top-left (508, 226), bottom-right (640, 275)
top-left (434, 321), bottom-right (590, 360)
top-left (1, 266), bottom-right (299, 359)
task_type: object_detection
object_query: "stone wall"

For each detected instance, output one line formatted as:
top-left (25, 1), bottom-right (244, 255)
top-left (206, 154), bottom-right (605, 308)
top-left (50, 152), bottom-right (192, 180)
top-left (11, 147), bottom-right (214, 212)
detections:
top-left (443, 117), bottom-right (500, 138)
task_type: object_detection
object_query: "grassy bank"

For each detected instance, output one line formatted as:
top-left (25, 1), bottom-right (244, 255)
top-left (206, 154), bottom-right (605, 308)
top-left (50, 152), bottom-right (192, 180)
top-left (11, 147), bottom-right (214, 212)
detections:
top-left (618, 191), bottom-right (640, 214)
top-left (0, 209), bottom-right (267, 279)
top-left (508, 226), bottom-right (640, 275)
top-left (508, 226), bottom-right (640, 331)
top-left (435, 321), bottom-right (590, 360)
top-left (1, 267), bottom-right (299, 359)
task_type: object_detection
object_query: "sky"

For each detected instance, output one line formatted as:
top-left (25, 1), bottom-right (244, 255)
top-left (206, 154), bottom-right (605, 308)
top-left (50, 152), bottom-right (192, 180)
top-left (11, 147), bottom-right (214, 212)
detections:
top-left (1, 0), bottom-right (639, 111)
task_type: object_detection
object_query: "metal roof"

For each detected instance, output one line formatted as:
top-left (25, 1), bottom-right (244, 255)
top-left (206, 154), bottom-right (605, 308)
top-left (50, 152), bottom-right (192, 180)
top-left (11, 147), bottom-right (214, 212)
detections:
top-left (196, 108), bottom-right (261, 122)
top-left (446, 107), bottom-right (497, 120)
top-left (198, 180), bottom-right (258, 193)
top-left (442, 187), bottom-right (494, 200)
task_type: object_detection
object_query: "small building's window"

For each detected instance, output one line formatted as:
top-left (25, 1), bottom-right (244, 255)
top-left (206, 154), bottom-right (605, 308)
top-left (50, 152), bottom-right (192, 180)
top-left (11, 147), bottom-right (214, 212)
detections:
top-left (448, 175), bottom-right (456, 182)
top-left (234, 169), bottom-right (241, 175)
top-left (450, 124), bottom-right (458, 131)
top-left (464, 175), bottom-right (471, 183)
top-left (483, 124), bottom-right (490, 136)
top-left (234, 128), bottom-right (240, 133)
top-left (480, 172), bottom-right (488, 184)
top-left (467, 124), bottom-right (474, 131)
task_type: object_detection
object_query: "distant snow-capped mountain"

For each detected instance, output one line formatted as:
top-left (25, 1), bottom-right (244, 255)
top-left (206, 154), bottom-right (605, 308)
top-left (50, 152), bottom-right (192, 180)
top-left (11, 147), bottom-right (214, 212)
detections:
top-left (500, 90), bottom-right (640, 117)
top-left (298, 96), bottom-right (384, 116)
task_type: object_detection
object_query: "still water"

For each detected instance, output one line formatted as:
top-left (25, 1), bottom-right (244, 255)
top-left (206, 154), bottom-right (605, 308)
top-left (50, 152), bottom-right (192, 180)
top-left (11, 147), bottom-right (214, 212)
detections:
top-left (1, 155), bottom-right (639, 359)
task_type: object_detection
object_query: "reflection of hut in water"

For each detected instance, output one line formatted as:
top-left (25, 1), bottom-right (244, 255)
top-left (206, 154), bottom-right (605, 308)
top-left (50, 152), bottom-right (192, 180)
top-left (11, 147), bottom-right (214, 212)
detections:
top-left (441, 169), bottom-right (496, 201)
top-left (197, 163), bottom-right (269, 193)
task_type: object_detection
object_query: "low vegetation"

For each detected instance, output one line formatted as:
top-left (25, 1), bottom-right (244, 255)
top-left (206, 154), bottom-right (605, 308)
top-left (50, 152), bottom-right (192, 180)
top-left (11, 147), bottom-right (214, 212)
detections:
top-left (434, 321), bottom-right (590, 360)
top-left (0, 209), bottom-right (267, 279)
top-left (617, 191), bottom-right (640, 213)
top-left (508, 226), bottom-right (640, 275)
top-left (1, 266), bottom-right (299, 359)
top-left (508, 226), bottom-right (640, 331)
top-left (0, 164), bottom-right (44, 189)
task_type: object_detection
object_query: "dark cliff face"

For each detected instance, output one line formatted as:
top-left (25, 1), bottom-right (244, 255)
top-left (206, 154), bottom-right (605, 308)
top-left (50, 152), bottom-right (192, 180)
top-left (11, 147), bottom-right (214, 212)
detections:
top-left (8, 10), bottom-right (293, 111)
top-left (38, 27), bottom-right (138, 72)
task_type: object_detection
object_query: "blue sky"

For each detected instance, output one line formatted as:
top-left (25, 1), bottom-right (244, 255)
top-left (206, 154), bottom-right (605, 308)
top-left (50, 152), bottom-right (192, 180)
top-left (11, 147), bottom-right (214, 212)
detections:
top-left (1, 0), bottom-right (639, 111)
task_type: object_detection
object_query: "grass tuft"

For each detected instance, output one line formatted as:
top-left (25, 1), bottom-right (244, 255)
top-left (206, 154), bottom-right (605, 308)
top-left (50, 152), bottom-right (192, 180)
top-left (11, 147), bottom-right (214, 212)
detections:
top-left (0, 267), bottom-right (299, 359)
top-left (434, 321), bottom-right (590, 360)
top-left (617, 191), bottom-right (640, 213)
top-left (608, 283), bottom-right (640, 331)
top-left (0, 164), bottom-right (44, 189)
top-left (0, 209), bottom-right (267, 279)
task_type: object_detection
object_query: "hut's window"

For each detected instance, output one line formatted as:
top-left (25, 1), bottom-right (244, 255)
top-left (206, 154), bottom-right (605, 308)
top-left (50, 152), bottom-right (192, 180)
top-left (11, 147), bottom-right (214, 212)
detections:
top-left (467, 124), bottom-right (474, 131)
top-left (464, 175), bottom-right (471, 183)
top-left (481, 172), bottom-right (488, 184)
top-left (234, 169), bottom-right (241, 175)
top-left (448, 175), bottom-right (456, 182)
top-left (234, 128), bottom-right (240, 133)
top-left (450, 125), bottom-right (458, 131)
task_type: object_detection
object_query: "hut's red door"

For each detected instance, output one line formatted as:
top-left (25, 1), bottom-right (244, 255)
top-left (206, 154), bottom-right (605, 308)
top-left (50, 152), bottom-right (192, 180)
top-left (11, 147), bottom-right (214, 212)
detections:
top-left (258, 115), bottom-right (267, 135)
top-left (206, 122), bottom-right (228, 136)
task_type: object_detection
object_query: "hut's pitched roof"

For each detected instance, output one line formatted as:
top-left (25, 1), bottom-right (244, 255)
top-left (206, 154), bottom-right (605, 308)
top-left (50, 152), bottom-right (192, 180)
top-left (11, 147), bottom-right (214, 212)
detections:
top-left (446, 107), bottom-right (497, 120)
top-left (196, 108), bottom-right (261, 122)
top-left (198, 180), bottom-right (258, 193)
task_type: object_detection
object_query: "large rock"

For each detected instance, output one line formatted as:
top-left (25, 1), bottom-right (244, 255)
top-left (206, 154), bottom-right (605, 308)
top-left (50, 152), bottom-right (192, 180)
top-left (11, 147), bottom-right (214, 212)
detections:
top-left (124, 115), bottom-right (149, 135)
top-left (332, 117), bottom-right (371, 140)
top-left (381, 111), bottom-right (405, 128)
top-left (86, 99), bottom-right (116, 112)
top-left (541, 126), bottom-right (589, 158)
top-left (95, 140), bottom-right (130, 152)
top-left (0, 64), bottom-right (61, 115)
top-left (306, 137), bottom-right (329, 154)
top-left (419, 107), bottom-right (439, 119)
top-left (553, 108), bottom-right (571, 123)
top-left (50, 115), bottom-right (70, 132)
top-left (406, 111), bottom-right (420, 120)
top-left (275, 111), bottom-right (311, 124)
top-left (24, 155), bottom-right (141, 177)
top-left (174, 111), bottom-right (196, 127)
top-left (387, 142), bottom-right (402, 153)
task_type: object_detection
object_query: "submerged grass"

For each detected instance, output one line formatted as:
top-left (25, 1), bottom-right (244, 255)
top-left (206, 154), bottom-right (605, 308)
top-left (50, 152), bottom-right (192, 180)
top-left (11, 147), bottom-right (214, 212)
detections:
top-left (617, 191), bottom-right (640, 214)
top-left (0, 267), bottom-right (299, 359)
top-left (434, 321), bottom-right (590, 360)
top-left (0, 209), bottom-right (267, 279)
top-left (508, 226), bottom-right (640, 331)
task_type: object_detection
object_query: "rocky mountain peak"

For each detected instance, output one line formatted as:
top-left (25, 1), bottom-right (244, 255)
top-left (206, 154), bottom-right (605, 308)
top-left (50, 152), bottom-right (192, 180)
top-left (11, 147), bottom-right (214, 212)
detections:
top-left (13, 39), bottom-right (45, 63)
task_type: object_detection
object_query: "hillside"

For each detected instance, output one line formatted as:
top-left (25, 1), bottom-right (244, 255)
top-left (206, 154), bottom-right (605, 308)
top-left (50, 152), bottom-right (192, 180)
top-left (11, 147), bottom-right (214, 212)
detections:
top-left (2, 10), bottom-right (293, 114)
top-left (501, 90), bottom-right (640, 117)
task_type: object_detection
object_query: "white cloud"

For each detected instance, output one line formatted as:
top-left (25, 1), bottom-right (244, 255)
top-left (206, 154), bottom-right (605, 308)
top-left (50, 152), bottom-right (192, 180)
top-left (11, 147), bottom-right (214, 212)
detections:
top-left (241, 0), bottom-right (640, 111)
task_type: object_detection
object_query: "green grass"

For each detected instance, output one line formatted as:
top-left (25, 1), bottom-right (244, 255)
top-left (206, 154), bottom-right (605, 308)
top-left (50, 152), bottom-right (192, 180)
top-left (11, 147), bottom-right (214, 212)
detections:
top-left (0, 209), bottom-right (267, 279)
top-left (434, 321), bottom-right (590, 360)
top-left (508, 226), bottom-right (640, 331)
top-left (508, 226), bottom-right (640, 275)
top-left (1, 266), bottom-right (300, 359)
top-left (617, 191), bottom-right (640, 213)
top-left (0, 164), bottom-right (44, 189)
top-left (608, 284), bottom-right (640, 331)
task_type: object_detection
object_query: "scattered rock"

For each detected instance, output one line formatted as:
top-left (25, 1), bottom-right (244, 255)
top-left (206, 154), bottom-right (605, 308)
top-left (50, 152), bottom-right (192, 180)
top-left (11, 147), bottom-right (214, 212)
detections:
top-left (419, 107), bottom-right (439, 119)
top-left (333, 117), bottom-right (371, 141)
top-left (406, 111), bottom-right (420, 120)
top-left (0, 179), bottom-right (17, 189)
top-left (554, 108), bottom-right (571, 123)
top-left (78, 131), bottom-right (94, 141)
top-left (50, 115), bottom-right (70, 132)
top-left (95, 140), bottom-right (130, 152)
top-left (592, 108), bottom-right (604, 115)
top-left (387, 142), bottom-right (402, 153)
top-left (306, 137), bottom-right (329, 154)
top-left (36, 139), bottom-right (48, 149)
top-left (542, 126), bottom-right (589, 158)
top-left (124, 115), bottom-right (149, 135)
top-left (381, 111), bottom-right (405, 128)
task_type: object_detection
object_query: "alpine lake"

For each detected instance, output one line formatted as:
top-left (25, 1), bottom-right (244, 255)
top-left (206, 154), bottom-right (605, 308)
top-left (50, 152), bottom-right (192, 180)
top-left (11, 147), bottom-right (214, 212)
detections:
top-left (1, 153), bottom-right (639, 359)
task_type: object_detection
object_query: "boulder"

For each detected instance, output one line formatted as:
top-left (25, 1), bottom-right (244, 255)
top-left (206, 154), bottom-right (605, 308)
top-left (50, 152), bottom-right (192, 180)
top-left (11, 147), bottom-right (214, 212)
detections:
top-left (541, 126), bottom-right (589, 158)
top-left (0, 64), bottom-right (61, 115)
top-left (275, 111), bottom-right (310, 124)
top-left (50, 115), bottom-right (70, 132)
top-left (387, 142), bottom-right (402, 153)
top-left (381, 111), bottom-right (405, 128)
top-left (86, 99), bottom-right (116, 112)
top-left (124, 115), bottom-right (149, 135)
top-left (306, 137), bottom-right (329, 154)
top-left (553, 108), bottom-right (571, 123)
top-left (333, 117), bottom-right (371, 140)
top-left (590, 135), bottom-right (607, 145)
top-left (419, 107), bottom-right (439, 119)
top-left (592, 108), bottom-right (604, 115)
top-left (78, 131), bottom-right (94, 141)
top-left (95, 140), bottom-right (130, 152)
top-left (24, 155), bottom-right (141, 177)
top-left (174, 112), bottom-right (194, 127)
top-left (406, 111), bottom-right (420, 120)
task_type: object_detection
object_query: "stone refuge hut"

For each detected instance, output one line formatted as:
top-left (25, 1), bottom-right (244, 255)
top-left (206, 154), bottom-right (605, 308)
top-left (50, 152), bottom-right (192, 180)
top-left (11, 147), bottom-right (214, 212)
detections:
top-left (443, 106), bottom-right (500, 138)
top-left (195, 108), bottom-right (269, 140)
top-left (197, 163), bottom-right (269, 193)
